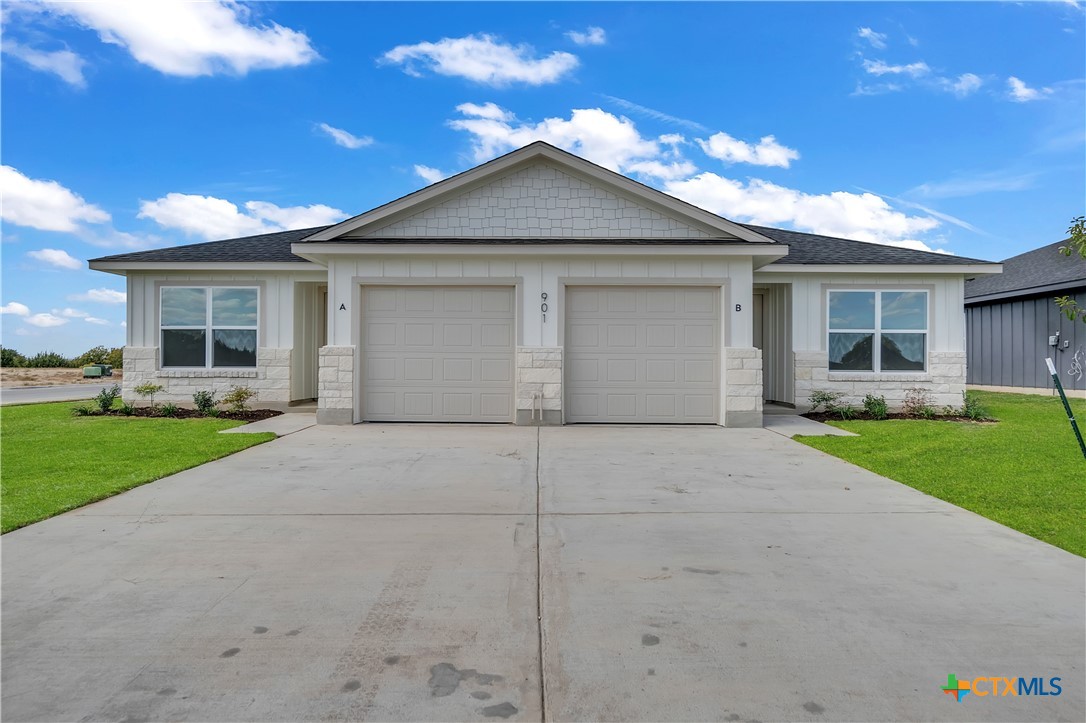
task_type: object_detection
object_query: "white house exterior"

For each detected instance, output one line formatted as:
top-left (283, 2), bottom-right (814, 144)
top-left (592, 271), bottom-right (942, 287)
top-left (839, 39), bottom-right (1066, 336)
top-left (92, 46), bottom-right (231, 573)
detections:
top-left (90, 142), bottom-right (1000, 426)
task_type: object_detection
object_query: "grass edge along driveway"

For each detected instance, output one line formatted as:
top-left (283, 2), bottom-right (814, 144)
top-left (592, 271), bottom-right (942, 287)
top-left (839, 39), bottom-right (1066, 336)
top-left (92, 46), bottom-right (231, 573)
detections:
top-left (1, 401), bottom-right (274, 533)
top-left (796, 391), bottom-right (1086, 557)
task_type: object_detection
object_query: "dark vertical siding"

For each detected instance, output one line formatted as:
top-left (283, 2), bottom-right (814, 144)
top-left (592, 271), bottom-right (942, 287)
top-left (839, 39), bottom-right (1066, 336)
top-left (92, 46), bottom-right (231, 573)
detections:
top-left (965, 288), bottom-right (1086, 391)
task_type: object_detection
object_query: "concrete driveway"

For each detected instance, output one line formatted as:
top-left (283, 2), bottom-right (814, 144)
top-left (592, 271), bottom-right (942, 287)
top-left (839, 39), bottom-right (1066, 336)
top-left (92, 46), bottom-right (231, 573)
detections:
top-left (2, 425), bottom-right (1082, 722)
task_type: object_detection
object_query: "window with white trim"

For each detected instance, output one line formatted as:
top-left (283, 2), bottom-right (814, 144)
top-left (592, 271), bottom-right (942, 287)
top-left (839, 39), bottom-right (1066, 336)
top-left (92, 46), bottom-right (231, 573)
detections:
top-left (827, 290), bottom-right (928, 372)
top-left (160, 287), bottom-right (258, 368)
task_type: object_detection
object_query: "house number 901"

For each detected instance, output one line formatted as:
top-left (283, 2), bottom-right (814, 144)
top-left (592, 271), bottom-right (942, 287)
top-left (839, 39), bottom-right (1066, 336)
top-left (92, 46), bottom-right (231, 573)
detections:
top-left (541, 292), bottom-right (549, 323)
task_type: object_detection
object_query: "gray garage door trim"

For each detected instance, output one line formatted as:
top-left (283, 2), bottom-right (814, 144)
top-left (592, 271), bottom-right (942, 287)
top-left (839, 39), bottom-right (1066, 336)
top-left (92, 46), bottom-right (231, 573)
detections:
top-left (564, 285), bottom-right (721, 423)
top-left (360, 285), bottom-right (516, 422)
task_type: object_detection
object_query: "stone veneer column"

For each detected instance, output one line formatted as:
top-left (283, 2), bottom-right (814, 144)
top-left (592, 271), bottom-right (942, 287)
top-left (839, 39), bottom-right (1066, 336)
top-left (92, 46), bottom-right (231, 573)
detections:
top-left (793, 350), bottom-right (967, 411)
top-left (317, 345), bottom-right (355, 425)
top-left (516, 346), bottom-right (562, 425)
top-left (722, 347), bottom-right (763, 428)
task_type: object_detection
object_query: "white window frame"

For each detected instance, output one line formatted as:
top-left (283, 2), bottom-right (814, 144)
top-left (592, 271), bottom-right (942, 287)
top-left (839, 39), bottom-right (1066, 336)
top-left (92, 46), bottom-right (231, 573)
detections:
top-left (827, 289), bottom-right (929, 374)
top-left (159, 286), bottom-right (260, 369)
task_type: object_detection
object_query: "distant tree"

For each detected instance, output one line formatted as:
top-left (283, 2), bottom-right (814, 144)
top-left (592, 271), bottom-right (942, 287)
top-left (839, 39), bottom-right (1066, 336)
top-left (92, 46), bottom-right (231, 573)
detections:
top-left (106, 347), bottom-right (124, 368)
top-left (1056, 216), bottom-right (1086, 323)
top-left (1, 347), bottom-right (26, 367)
top-left (72, 345), bottom-right (110, 368)
top-left (26, 351), bottom-right (72, 368)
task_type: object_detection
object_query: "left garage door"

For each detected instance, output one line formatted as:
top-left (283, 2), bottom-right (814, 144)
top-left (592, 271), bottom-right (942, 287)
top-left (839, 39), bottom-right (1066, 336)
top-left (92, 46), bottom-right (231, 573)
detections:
top-left (361, 286), bottom-right (515, 422)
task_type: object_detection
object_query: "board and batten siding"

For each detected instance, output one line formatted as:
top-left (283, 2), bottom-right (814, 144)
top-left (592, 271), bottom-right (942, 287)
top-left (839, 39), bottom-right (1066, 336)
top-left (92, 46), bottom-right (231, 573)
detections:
top-left (327, 256), bottom-right (754, 349)
top-left (755, 273), bottom-right (967, 353)
top-left (966, 289), bottom-right (1085, 392)
top-left (126, 271), bottom-right (327, 349)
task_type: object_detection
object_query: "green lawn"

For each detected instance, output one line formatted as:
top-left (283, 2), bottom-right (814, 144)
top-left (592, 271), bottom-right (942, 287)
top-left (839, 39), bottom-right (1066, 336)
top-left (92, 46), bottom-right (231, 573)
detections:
top-left (796, 391), bottom-right (1086, 557)
top-left (1, 402), bottom-right (274, 533)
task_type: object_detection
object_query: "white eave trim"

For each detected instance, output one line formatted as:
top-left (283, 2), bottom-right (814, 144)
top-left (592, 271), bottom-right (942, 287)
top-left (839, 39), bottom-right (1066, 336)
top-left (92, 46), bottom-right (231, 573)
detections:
top-left (758, 263), bottom-right (1002, 275)
top-left (292, 242), bottom-right (790, 260)
top-left (88, 261), bottom-right (325, 275)
top-left (299, 142), bottom-right (776, 245)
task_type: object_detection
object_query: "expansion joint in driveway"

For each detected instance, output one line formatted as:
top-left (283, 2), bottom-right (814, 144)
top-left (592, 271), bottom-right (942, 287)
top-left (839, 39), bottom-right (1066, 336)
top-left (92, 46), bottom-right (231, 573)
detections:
top-left (534, 422), bottom-right (548, 723)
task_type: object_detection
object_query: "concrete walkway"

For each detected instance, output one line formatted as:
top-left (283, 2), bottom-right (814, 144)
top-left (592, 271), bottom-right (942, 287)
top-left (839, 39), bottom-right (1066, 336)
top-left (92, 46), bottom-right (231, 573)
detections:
top-left (220, 413), bottom-right (316, 437)
top-left (763, 413), bottom-right (857, 437)
top-left (2, 425), bottom-right (1082, 722)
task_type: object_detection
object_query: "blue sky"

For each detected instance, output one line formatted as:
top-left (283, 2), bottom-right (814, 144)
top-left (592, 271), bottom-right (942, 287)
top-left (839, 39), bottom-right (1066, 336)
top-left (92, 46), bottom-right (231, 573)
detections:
top-left (2, 1), bottom-right (1083, 355)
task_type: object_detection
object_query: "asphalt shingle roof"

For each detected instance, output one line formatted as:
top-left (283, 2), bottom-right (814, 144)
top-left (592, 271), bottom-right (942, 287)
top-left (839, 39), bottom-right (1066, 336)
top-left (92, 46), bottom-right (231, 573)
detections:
top-left (741, 224), bottom-right (993, 265)
top-left (964, 239), bottom-right (1086, 300)
top-left (89, 224), bottom-right (998, 267)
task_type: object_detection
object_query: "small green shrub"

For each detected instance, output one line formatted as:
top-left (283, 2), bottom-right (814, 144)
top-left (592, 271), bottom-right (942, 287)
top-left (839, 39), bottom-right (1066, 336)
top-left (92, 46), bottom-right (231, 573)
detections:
top-left (134, 382), bottom-right (165, 409)
top-left (192, 389), bottom-right (218, 416)
top-left (862, 394), bottom-right (889, 420)
top-left (809, 390), bottom-right (846, 412)
top-left (118, 401), bottom-right (135, 416)
top-left (221, 385), bottom-right (256, 413)
top-left (94, 384), bottom-right (121, 413)
top-left (961, 391), bottom-right (988, 420)
top-left (71, 403), bottom-right (95, 417)
top-left (832, 404), bottom-right (857, 420)
top-left (160, 402), bottom-right (179, 418)
top-left (206, 407), bottom-right (221, 418)
top-left (1, 347), bottom-right (26, 367)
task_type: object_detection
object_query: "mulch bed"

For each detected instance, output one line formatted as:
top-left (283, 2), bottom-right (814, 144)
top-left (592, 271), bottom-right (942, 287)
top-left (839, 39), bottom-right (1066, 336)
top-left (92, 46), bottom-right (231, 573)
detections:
top-left (90, 408), bottom-right (283, 422)
top-left (802, 412), bottom-right (995, 424)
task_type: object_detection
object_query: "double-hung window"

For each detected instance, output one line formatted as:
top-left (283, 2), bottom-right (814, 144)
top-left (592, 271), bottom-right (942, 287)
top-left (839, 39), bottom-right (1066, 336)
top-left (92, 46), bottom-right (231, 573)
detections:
top-left (160, 287), bottom-right (259, 368)
top-left (828, 290), bottom-right (928, 372)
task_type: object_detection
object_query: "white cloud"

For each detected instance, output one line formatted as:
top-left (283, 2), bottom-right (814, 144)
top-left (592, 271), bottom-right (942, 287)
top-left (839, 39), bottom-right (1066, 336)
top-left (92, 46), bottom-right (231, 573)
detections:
top-left (0, 165), bottom-right (110, 232)
top-left (1, 302), bottom-right (31, 316)
top-left (851, 82), bottom-right (903, 97)
top-left (454, 102), bottom-right (514, 121)
top-left (25, 312), bottom-right (68, 328)
top-left (381, 34), bottom-right (578, 86)
top-left (414, 165), bottom-right (447, 184)
top-left (317, 123), bottom-right (374, 149)
top-left (57, 307), bottom-right (90, 319)
top-left (84, 317), bottom-right (110, 326)
top-left (449, 103), bottom-right (671, 175)
top-left (138, 193), bottom-right (346, 240)
top-left (940, 73), bottom-right (983, 98)
top-left (664, 173), bottom-right (940, 249)
top-left (41, 0), bottom-right (318, 76)
top-left (2, 40), bottom-right (86, 87)
top-left (69, 289), bottom-right (126, 304)
top-left (1007, 76), bottom-right (1053, 102)
top-left (856, 27), bottom-right (888, 50)
top-left (862, 59), bottom-right (931, 78)
top-left (566, 27), bottom-right (606, 46)
top-left (27, 248), bottom-right (83, 270)
top-left (697, 132), bottom-right (800, 168)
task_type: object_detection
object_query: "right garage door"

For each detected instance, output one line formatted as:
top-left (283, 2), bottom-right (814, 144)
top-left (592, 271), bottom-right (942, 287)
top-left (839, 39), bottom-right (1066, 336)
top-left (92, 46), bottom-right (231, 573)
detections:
top-left (565, 286), bottom-right (720, 423)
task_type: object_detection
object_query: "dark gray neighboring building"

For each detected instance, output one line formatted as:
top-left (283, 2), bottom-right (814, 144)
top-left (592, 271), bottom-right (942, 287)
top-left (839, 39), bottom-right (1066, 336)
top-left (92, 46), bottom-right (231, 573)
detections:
top-left (965, 240), bottom-right (1086, 392)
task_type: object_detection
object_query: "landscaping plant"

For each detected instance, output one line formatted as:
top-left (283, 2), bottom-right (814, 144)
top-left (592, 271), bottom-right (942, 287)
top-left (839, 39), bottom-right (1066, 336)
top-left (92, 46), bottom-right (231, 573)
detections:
top-left (221, 385), bottom-right (256, 414)
top-left (118, 402), bottom-right (135, 416)
top-left (192, 390), bottom-right (218, 416)
top-left (862, 394), bottom-right (889, 420)
top-left (809, 390), bottom-right (846, 413)
top-left (961, 391), bottom-right (988, 421)
top-left (160, 403), bottom-right (179, 418)
top-left (902, 387), bottom-right (936, 419)
top-left (133, 382), bottom-right (165, 411)
top-left (93, 384), bottom-right (121, 414)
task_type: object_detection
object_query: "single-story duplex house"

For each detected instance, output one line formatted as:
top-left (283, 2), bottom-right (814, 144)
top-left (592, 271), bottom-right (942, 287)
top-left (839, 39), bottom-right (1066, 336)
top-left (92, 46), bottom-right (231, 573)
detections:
top-left (90, 142), bottom-right (1001, 426)
top-left (965, 240), bottom-right (1085, 393)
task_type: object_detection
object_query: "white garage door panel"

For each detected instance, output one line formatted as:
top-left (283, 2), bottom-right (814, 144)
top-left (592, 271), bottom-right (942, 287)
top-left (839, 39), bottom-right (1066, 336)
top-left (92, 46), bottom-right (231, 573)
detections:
top-left (361, 287), bottom-right (514, 422)
top-left (565, 287), bottom-right (720, 423)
